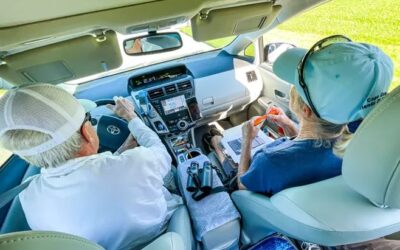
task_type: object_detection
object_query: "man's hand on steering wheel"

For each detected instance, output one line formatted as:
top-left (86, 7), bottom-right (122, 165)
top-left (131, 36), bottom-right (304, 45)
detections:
top-left (106, 96), bottom-right (137, 121)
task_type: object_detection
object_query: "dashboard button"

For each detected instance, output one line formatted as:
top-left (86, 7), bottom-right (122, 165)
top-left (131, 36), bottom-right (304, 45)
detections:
top-left (154, 121), bottom-right (165, 131)
top-left (177, 120), bottom-right (189, 131)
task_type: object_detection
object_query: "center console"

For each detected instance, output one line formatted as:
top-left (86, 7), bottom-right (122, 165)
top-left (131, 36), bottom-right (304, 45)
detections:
top-left (128, 65), bottom-right (202, 162)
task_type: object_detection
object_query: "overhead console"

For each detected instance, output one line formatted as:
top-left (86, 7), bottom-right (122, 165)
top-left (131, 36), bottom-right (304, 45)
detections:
top-left (128, 65), bottom-right (201, 136)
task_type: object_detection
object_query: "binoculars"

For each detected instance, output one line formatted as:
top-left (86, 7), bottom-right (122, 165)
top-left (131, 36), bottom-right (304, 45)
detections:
top-left (186, 161), bottom-right (213, 193)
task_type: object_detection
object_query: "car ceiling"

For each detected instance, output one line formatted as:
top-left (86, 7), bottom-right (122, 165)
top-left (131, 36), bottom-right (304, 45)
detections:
top-left (0, 0), bottom-right (274, 54)
top-left (0, 0), bottom-right (156, 28)
top-left (0, 0), bottom-right (328, 87)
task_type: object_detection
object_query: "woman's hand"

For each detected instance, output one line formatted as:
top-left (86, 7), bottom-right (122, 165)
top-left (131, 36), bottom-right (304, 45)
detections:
top-left (267, 106), bottom-right (291, 127)
top-left (242, 119), bottom-right (260, 143)
top-left (267, 106), bottom-right (299, 137)
top-left (107, 97), bottom-right (137, 122)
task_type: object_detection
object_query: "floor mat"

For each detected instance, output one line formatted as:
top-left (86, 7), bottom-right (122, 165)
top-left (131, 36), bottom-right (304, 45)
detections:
top-left (193, 120), bottom-right (233, 154)
top-left (194, 124), bottom-right (213, 154)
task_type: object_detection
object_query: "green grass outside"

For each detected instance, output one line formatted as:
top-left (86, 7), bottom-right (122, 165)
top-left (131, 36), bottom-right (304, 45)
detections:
top-left (264, 0), bottom-right (400, 91)
top-left (183, 0), bottom-right (399, 90)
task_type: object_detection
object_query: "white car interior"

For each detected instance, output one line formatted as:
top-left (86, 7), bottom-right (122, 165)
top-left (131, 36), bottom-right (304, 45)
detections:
top-left (0, 0), bottom-right (399, 249)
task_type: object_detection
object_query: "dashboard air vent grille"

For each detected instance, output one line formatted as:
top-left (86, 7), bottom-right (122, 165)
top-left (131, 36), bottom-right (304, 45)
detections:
top-left (148, 88), bottom-right (164, 99)
top-left (177, 81), bottom-right (192, 91)
top-left (164, 84), bottom-right (177, 94)
top-left (246, 71), bottom-right (258, 82)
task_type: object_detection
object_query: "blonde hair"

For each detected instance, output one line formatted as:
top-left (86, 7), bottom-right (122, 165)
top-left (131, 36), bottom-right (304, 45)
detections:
top-left (289, 88), bottom-right (352, 157)
top-left (0, 130), bottom-right (82, 168)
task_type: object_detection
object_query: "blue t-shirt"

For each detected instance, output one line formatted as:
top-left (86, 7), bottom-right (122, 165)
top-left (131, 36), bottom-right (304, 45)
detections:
top-left (240, 137), bottom-right (342, 196)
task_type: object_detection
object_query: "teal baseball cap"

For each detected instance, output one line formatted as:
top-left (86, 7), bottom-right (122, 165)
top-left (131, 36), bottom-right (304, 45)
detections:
top-left (273, 42), bottom-right (393, 124)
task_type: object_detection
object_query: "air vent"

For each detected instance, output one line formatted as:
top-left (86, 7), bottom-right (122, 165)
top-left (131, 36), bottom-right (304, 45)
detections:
top-left (164, 84), bottom-right (177, 94)
top-left (246, 71), bottom-right (258, 82)
top-left (177, 81), bottom-right (192, 91)
top-left (148, 88), bottom-right (164, 99)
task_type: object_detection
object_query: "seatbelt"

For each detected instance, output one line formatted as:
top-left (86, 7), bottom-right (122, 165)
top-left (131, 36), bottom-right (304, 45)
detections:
top-left (0, 175), bottom-right (38, 209)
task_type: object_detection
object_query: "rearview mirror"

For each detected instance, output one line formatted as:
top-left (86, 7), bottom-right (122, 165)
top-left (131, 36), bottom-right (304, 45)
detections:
top-left (123, 32), bottom-right (183, 55)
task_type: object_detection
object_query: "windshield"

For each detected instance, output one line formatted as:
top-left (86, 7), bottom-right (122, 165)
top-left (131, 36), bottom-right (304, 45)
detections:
top-left (67, 22), bottom-right (236, 85)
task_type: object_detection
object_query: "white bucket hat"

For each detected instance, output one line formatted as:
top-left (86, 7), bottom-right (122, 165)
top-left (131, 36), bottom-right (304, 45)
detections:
top-left (0, 84), bottom-right (85, 156)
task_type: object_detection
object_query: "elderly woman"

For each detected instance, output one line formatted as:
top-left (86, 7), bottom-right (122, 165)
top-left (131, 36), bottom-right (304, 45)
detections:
top-left (209, 36), bottom-right (393, 195)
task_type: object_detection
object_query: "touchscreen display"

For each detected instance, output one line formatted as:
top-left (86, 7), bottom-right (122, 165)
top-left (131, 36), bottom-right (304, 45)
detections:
top-left (161, 95), bottom-right (187, 115)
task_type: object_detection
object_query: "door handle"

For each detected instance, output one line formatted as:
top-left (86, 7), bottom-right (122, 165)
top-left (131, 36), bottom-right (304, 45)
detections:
top-left (274, 90), bottom-right (289, 103)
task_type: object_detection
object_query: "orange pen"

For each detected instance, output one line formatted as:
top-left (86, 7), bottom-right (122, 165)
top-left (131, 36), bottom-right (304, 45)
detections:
top-left (253, 107), bottom-right (280, 126)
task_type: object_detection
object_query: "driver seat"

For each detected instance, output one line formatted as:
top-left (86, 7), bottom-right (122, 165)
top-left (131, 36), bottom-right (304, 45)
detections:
top-left (232, 86), bottom-right (400, 246)
top-left (0, 165), bottom-right (194, 250)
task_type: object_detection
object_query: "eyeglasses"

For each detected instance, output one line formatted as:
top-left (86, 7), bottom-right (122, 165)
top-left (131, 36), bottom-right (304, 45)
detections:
top-left (297, 35), bottom-right (352, 118)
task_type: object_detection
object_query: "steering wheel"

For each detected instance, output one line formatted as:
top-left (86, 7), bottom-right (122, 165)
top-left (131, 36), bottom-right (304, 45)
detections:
top-left (93, 99), bottom-right (131, 153)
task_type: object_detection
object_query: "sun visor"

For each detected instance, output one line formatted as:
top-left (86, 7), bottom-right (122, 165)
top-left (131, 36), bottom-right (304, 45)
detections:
top-left (0, 30), bottom-right (122, 85)
top-left (191, 2), bottom-right (281, 41)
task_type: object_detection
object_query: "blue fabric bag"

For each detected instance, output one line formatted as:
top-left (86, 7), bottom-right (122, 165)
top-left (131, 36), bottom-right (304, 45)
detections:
top-left (248, 234), bottom-right (298, 250)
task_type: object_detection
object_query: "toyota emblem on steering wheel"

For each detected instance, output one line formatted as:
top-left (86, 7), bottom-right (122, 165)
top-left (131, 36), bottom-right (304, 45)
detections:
top-left (106, 125), bottom-right (121, 135)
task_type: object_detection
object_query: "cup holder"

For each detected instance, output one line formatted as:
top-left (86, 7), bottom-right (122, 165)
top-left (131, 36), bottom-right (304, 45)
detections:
top-left (186, 149), bottom-right (202, 160)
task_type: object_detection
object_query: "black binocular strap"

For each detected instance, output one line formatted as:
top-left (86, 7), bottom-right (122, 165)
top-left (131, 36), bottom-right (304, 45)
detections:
top-left (192, 186), bottom-right (226, 201)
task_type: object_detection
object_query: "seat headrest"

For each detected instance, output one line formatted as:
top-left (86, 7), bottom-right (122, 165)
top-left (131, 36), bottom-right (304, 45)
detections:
top-left (343, 86), bottom-right (400, 208)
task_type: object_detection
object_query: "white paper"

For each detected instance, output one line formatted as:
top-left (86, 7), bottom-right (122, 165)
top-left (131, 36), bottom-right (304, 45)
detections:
top-left (221, 124), bottom-right (274, 164)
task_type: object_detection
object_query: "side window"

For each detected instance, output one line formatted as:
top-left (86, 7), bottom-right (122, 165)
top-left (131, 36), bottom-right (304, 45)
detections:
top-left (239, 43), bottom-right (255, 59)
top-left (0, 78), bottom-right (12, 166)
top-left (243, 43), bottom-right (255, 57)
top-left (0, 148), bottom-right (12, 166)
top-left (263, 42), bottom-right (295, 65)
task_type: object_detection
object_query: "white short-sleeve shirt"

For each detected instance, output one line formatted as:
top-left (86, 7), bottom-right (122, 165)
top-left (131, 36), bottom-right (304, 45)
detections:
top-left (20, 118), bottom-right (181, 250)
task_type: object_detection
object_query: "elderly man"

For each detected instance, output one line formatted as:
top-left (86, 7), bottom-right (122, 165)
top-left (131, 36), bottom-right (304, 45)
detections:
top-left (0, 84), bottom-right (182, 250)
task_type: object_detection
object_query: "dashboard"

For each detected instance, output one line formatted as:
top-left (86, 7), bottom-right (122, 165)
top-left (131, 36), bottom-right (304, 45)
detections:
top-left (128, 65), bottom-right (200, 134)
top-left (75, 50), bottom-right (263, 159)
top-left (129, 65), bottom-right (187, 89)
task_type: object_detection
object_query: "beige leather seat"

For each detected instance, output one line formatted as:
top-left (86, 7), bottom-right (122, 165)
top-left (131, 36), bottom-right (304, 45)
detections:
top-left (232, 86), bottom-right (400, 246)
top-left (0, 231), bottom-right (103, 250)
top-left (0, 230), bottom-right (185, 250)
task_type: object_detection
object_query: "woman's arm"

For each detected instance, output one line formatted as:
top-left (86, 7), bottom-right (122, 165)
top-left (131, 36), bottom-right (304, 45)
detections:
top-left (237, 120), bottom-right (260, 189)
top-left (237, 138), bottom-right (252, 189)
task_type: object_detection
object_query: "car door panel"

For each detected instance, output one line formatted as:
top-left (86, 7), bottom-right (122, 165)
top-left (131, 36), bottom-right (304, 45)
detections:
top-left (249, 64), bottom-right (292, 116)
top-left (259, 65), bottom-right (291, 109)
